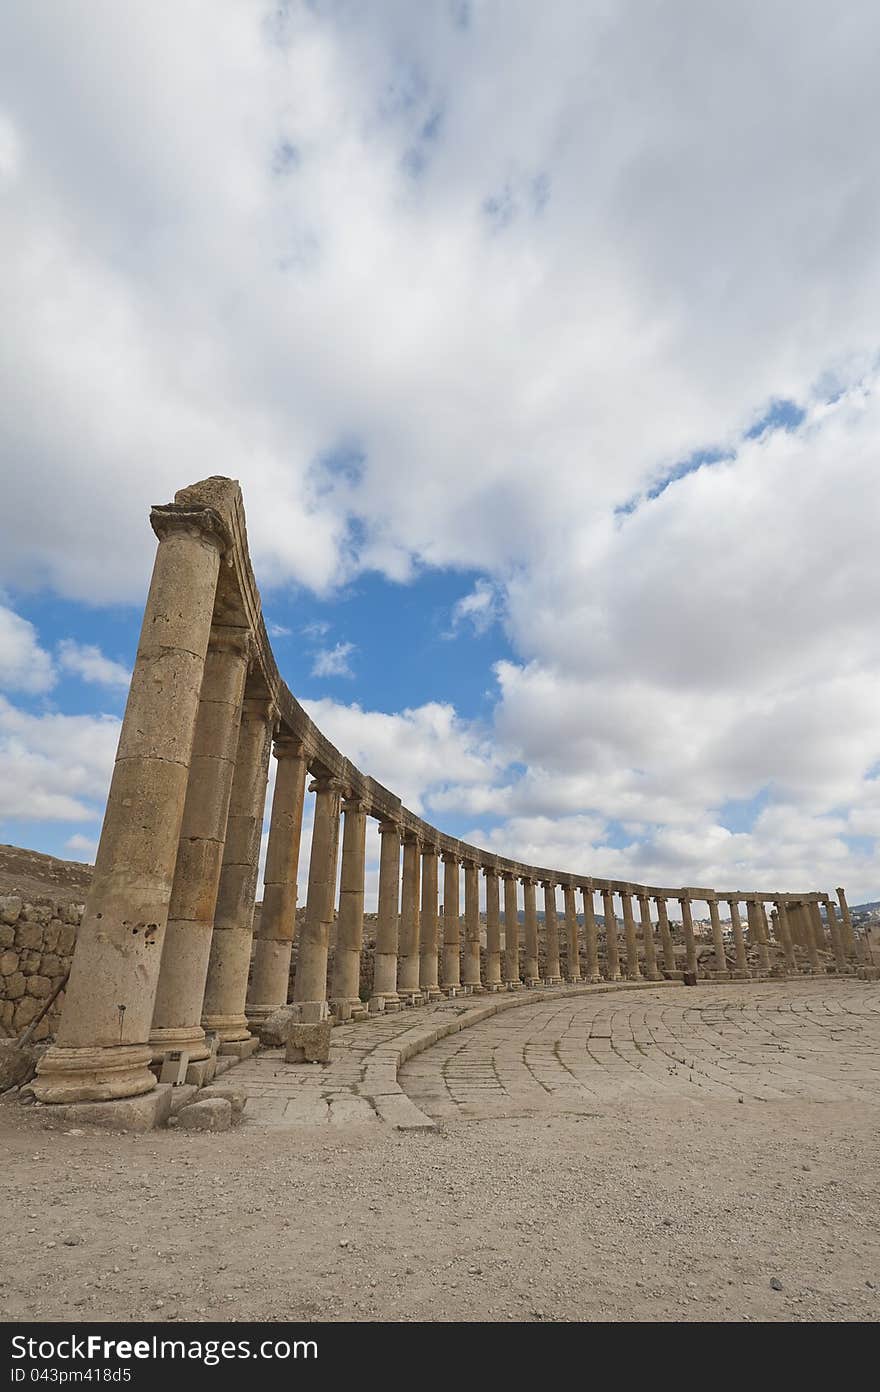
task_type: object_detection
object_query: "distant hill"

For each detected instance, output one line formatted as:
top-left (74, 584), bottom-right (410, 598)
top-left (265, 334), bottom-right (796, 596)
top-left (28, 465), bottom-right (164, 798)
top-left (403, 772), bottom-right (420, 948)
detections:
top-left (0, 844), bottom-right (92, 901)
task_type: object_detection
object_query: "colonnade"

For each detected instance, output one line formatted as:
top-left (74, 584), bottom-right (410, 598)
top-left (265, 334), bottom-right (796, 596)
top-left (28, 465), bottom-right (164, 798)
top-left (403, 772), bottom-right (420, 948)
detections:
top-left (31, 478), bottom-right (861, 1108)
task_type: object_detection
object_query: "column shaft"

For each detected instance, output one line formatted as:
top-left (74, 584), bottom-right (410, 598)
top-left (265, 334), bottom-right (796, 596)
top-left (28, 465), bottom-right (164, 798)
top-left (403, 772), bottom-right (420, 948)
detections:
top-left (746, 899), bottom-right (771, 972)
top-left (462, 860), bottom-right (483, 990)
top-left (654, 897), bottom-right (675, 974)
top-left (638, 894), bottom-right (660, 980)
top-left (419, 845), bottom-right (441, 998)
top-left (397, 835), bottom-right (422, 996)
top-left (522, 879), bottom-right (539, 984)
top-left (679, 897), bottom-right (698, 978)
top-left (563, 885), bottom-right (581, 982)
top-left (372, 822), bottom-right (401, 1005)
top-left (484, 869), bottom-right (502, 988)
top-left (290, 775), bottom-right (342, 1021)
top-left (582, 887), bottom-right (600, 983)
top-left (836, 888), bottom-right (857, 959)
top-left (503, 876), bottom-right (520, 987)
top-left (824, 899), bottom-right (847, 972)
top-left (542, 883), bottom-right (562, 984)
top-left (707, 897), bottom-right (728, 975)
top-left (727, 899), bottom-right (748, 976)
top-left (442, 854), bottom-right (461, 992)
top-left (774, 900), bottom-right (797, 974)
top-left (602, 890), bottom-right (621, 981)
top-left (330, 796), bottom-right (368, 1011)
top-left (621, 892), bottom-right (641, 981)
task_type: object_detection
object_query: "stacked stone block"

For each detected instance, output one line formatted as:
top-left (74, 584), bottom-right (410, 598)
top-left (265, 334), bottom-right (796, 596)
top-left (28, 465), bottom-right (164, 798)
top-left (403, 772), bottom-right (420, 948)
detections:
top-left (0, 896), bottom-right (81, 1040)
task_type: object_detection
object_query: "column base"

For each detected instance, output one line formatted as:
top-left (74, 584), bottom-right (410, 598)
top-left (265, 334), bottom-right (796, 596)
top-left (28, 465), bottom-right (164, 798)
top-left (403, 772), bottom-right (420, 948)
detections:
top-left (484, 982), bottom-right (504, 993)
top-left (35, 1084), bottom-right (175, 1133)
top-left (423, 987), bottom-right (443, 1002)
top-left (219, 1037), bottom-right (259, 1060)
top-left (400, 991), bottom-right (423, 1008)
top-left (289, 999), bottom-right (330, 1024)
top-left (443, 984), bottom-right (462, 998)
top-left (149, 1026), bottom-right (211, 1064)
top-left (244, 1002), bottom-right (284, 1026)
top-left (200, 1012), bottom-right (252, 1044)
top-left (32, 1043), bottom-right (157, 1105)
top-left (465, 983), bottom-right (486, 994)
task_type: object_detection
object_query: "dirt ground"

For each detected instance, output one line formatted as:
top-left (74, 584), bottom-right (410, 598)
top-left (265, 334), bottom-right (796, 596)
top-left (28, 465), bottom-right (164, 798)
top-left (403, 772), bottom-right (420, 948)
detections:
top-left (2, 982), bottom-right (879, 1324)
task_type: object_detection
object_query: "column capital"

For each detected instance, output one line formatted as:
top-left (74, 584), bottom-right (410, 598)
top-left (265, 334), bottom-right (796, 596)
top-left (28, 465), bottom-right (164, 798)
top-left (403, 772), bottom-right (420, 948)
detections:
top-left (678, 891), bottom-right (691, 904)
top-left (377, 818), bottom-right (401, 838)
top-left (150, 502), bottom-right (232, 557)
top-left (540, 878), bottom-right (556, 890)
top-left (209, 624), bottom-right (252, 661)
top-left (402, 829), bottom-right (423, 849)
top-left (241, 695), bottom-right (278, 728)
top-left (652, 893), bottom-right (666, 904)
top-left (482, 863), bottom-right (498, 879)
top-left (341, 794), bottom-right (370, 815)
top-left (308, 773), bottom-right (344, 795)
top-left (273, 734), bottom-right (308, 761)
top-left (578, 879), bottom-right (594, 893)
top-left (441, 850), bottom-right (460, 865)
top-left (519, 874), bottom-right (535, 886)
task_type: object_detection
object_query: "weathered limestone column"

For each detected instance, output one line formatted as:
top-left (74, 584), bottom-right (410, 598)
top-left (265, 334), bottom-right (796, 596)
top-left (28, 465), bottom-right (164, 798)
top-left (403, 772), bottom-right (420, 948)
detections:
top-left (746, 898), bottom-right (771, 973)
top-left (330, 794), bottom-right (369, 1016)
top-left (773, 899), bottom-right (797, 974)
top-left (541, 882), bottom-right (562, 984)
top-left (581, 886), bottom-right (600, 983)
top-left (419, 843), bottom-right (442, 1000)
top-left (809, 900), bottom-right (829, 955)
top-left (601, 889), bottom-right (621, 981)
top-left (290, 773), bottom-right (342, 1022)
top-left (371, 820), bottom-right (401, 1009)
top-left (201, 695), bottom-right (275, 1043)
top-left (441, 852), bottom-right (461, 994)
top-left (462, 859), bottom-right (483, 992)
top-left (484, 867), bottom-right (503, 990)
top-left (35, 503), bottom-right (228, 1104)
top-left (678, 894), bottom-right (698, 978)
top-left (397, 833), bottom-right (422, 999)
top-left (792, 900), bottom-right (821, 973)
top-left (707, 896), bottom-right (728, 976)
top-left (244, 734), bottom-right (308, 1025)
top-left (638, 892), bottom-right (661, 981)
top-left (522, 877), bottom-right (539, 985)
top-left (502, 874), bottom-right (520, 988)
top-left (726, 898), bottom-right (749, 977)
top-left (621, 890), bottom-right (641, 981)
top-left (654, 896), bottom-right (675, 975)
top-left (836, 887), bottom-right (857, 959)
top-left (824, 897), bottom-right (847, 972)
top-left (563, 885), bottom-right (581, 982)
top-left (150, 625), bottom-right (250, 1061)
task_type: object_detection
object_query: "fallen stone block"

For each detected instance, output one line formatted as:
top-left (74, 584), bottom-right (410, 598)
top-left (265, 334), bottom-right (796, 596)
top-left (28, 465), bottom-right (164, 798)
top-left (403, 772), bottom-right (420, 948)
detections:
top-left (285, 1022), bottom-right (332, 1064)
top-left (258, 1006), bottom-right (298, 1047)
top-left (176, 1098), bottom-right (232, 1131)
top-left (197, 1084), bottom-right (247, 1116)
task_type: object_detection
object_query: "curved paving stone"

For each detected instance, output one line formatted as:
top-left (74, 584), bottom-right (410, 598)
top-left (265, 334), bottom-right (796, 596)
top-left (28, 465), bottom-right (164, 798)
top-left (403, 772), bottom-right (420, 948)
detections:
top-left (399, 980), bottom-right (880, 1121)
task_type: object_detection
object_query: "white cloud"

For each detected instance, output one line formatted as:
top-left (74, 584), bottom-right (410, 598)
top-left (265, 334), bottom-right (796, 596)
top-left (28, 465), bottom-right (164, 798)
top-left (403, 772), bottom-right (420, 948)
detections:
top-left (0, 603), bottom-right (55, 694)
top-left (57, 638), bottom-right (130, 689)
top-left (446, 579), bottom-right (499, 637)
top-left (65, 832), bottom-right (98, 862)
top-left (310, 641), bottom-right (355, 679)
top-left (0, 695), bottom-right (119, 822)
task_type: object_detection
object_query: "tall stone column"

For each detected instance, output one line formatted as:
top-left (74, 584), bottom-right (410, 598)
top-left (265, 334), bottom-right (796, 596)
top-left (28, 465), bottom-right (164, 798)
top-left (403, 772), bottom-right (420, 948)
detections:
top-left (824, 898), bottom-right (847, 972)
top-left (35, 504), bottom-right (228, 1104)
top-left (201, 695), bottom-right (275, 1043)
top-left (773, 899), bottom-right (797, 974)
top-left (836, 887), bottom-right (857, 959)
top-left (462, 859), bottom-right (483, 992)
top-left (330, 794), bottom-right (368, 1015)
top-left (638, 893), bottom-right (660, 981)
top-left (150, 625), bottom-right (250, 1061)
top-left (601, 889), bottom-right (621, 981)
top-left (563, 885), bottom-right (581, 982)
top-left (581, 886), bottom-right (600, 983)
top-left (654, 896), bottom-right (675, 975)
top-left (707, 896), bottom-right (728, 976)
top-left (522, 877), bottom-right (539, 985)
top-left (484, 868), bottom-right (503, 989)
top-left (746, 898), bottom-right (770, 973)
top-left (372, 820), bottom-right (401, 1009)
top-left (679, 895), bottom-right (698, 978)
top-left (809, 901), bottom-right (829, 955)
top-left (621, 890), bottom-right (641, 981)
top-left (726, 898), bottom-right (749, 976)
top-left (441, 852), bottom-right (461, 994)
top-left (805, 901), bottom-right (824, 973)
top-left (290, 774), bottom-right (342, 1022)
top-left (245, 735), bottom-right (308, 1025)
top-left (397, 833), bottom-right (422, 999)
top-left (541, 882), bottom-right (562, 984)
top-left (419, 843), bottom-right (441, 1000)
top-left (503, 874), bottom-right (520, 988)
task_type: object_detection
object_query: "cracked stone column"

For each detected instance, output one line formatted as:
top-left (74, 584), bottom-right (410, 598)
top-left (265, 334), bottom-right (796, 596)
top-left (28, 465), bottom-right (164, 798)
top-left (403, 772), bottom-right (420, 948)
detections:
top-left (654, 896), bottom-right (675, 975)
top-left (773, 899), bottom-right (797, 974)
top-left (601, 889), bottom-right (621, 981)
top-left (836, 887), bottom-right (857, 959)
top-left (824, 897), bottom-right (847, 972)
top-left (726, 898), bottom-right (749, 977)
top-left (34, 503), bottom-right (228, 1104)
top-left (150, 625), bottom-right (251, 1061)
top-left (330, 794), bottom-right (369, 1017)
top-left (245, 735), bottom-right (308, 1026)
top-left (290, 773), bottom-right (342, 1022)
top-left (678, 894), bottom-right (698, 978)
top-left (563, 884), bottom-right (581, 982)
top-left (419, 843), bottom-right (442, 1000)
top-left (707, 895), bottom-right (728, 976)
top-left (201, 695), bottom-right (275, 1044)
top-left (541, 882), bottom-right (562, 984)
top-left (397, 833), bottom-right (422, 1000)
top-left (503, 874), bottom-right (520, 988)
top-left (638, 892), bottom-right (661, 981)
top-left (746, 898), bottom-right (771, 973)
top-left (372, 820), bottom-right (401, 1010)
top-left (484, 867), bottom-right (502, 990)
top-left (441, 852), bottom-right (461, 995)
top-left (462, 858), bottom-right (483, 992)
top-left (522, 877), bottom-right (539, 985)
top-left (621, 890), bottom-right (641, 981)
top-left (581, 885), bottom-right (600, 983)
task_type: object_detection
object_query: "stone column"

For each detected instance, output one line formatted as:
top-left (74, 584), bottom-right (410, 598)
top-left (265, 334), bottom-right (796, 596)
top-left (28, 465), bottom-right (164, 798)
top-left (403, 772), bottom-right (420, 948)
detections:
top-left (462, 859), bottom-right (483, 992)
top-left (290, 773), bottom-right (342, 1021)
top-left (244, 734), bottom-right (308, 1025)
top-left (419, 843), bottom-right (441, 1000)
top-left (484, 868), bottom-right (503, 990)
top-left (638, 893), bottom-right (661, 981)
top-left (601, 889), bottom-right (621, 981)
top-left (503, 874), bottom-right (520, 988)
top-left (563, 885), bottom-right (581, 982)
top-left (746, 898), bottom-right (770, 973)
top-left (35, 504), bottom-right (228, 1104)
top-left (372, 820), bottom-right (401, 1009)
top-left (581, 886), bottom-right (600, 983)
top-left (397, 833), bottom-right (422, 1000)
top-left (330, 794), bottom-right (368, 1017)
top-left (707, 896), bottom-right (728, 976)
top-left (773, 899), bottom-right (797, 974)
top-left (522, 877), bottom-right (539, 985)
top-left (621, 890), bottom-right (641, 981)
top-left (441, 852), bottom-right (461, 995)
top-left (679, 895), bottom-right (698, 978)
top-left (809, 900), bottom-right (829, 955)
top-left (541, 882), bottom-right (562, 984)
top-left (201, 695), bottom-right (275, 1044)
top-left (824, 898), bottom-right (847, 972)
top-left (653, 896), bottom-right (675, 975)
top-left (726, 898), bottom-right (749, 976)
top-left (836, 887), bottom-right (857, 959)
top-left (150, 625), bottom-right (250, 1062)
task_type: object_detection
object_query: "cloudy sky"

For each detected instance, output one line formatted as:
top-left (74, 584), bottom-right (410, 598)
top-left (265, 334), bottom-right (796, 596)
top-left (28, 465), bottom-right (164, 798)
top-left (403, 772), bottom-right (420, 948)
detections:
top-left (2, 1), bottom-right (880, 907)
